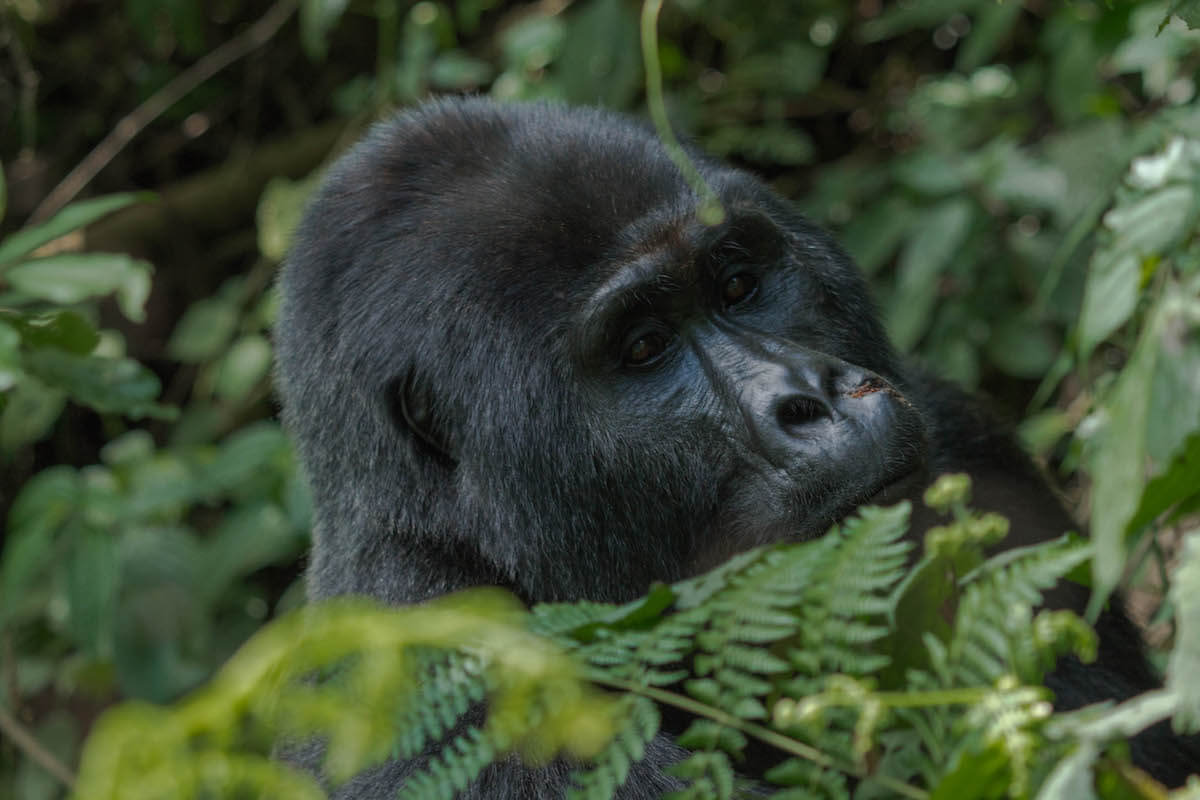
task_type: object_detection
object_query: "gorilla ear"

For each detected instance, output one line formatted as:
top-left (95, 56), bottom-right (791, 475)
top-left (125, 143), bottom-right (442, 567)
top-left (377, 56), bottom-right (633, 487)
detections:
top-left (387, 371), bottom-right (457, 467)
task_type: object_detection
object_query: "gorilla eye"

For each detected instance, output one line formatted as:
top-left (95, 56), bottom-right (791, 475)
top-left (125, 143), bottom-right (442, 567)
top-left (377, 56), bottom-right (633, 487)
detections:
top-left (721, 273), bottom-right (758, 307)
top-left (625, 332), bottom-right (669, 366)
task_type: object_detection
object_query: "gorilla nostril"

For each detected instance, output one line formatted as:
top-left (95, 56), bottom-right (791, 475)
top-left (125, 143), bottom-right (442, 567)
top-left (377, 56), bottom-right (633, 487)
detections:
top-left (778, 395), bottom-right (830, 429)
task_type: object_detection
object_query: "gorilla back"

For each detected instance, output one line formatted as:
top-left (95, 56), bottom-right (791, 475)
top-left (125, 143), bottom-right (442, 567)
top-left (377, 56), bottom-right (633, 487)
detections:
top-left (274, 98), bottom-right (1196, 795)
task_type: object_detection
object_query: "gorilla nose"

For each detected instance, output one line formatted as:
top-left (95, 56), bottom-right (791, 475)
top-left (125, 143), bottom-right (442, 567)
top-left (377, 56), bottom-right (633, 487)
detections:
top-left (752, 359), bottom-right (909, 471)
top-left (774, 392), bottom-right (833, 432)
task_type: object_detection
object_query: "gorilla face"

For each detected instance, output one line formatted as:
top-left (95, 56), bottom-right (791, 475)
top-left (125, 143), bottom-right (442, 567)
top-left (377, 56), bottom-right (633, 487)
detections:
top-left (565, 205), bottom-right (928, 573)
top-left (276, 99), bottom-right (929, 607)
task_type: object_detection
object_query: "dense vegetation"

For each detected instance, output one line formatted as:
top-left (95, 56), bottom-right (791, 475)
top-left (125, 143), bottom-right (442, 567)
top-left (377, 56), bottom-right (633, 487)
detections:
top-left (1, 1), bottom-right (1199, 797)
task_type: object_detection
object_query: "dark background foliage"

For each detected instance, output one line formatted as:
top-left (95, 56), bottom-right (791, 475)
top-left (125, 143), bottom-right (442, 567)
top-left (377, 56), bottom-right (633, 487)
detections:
top-left (1, 1), bottom-right (1198, 797)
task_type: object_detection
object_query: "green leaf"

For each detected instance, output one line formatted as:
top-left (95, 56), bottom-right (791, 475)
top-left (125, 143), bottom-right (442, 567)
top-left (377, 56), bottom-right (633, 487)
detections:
top-left (955, 0), bottom-right (1023, 72)
top-left (1087, 303), bottom-right (1161, 612)
top-left (557, 0), bottom-right (641, 108)
top-left (985, 315), bottom-right (1059, 379)
top-left (1033, 742), bottom-right (1099, 800)
top-left (703, 124), bottom-right (814, 166)
top-left (1146, 289), bottom-right (1200, 465)
top-left (0, 374), bottom-right (66, 453)
top-left (166, 297), bottom-right (240, 363)
top-left (986, 152), bottom-right (1068, 217)
top-left (0, 160), bottom-right (6, 223)
top-left (213, 334), bottom-right (272, 400)
top-left (1077, 251), bottom-right (1140, 357)
top-left (25, 348), bottom-right (172, 419)
top-left (840, 197), bottom-right (916, 276)
top-left (256, 174), bottom-right (320, 263)
top-left (500, 14), bottom-right (565, 71)
top-left (100, 429), bottom-right (157, 467)
top-left (1104, 185), bottom-right (1194, 261)
top-left (858, 0), bottom-right (982, 42)
top-left (67, 525), bottom-right (119, 658)
top-left (1127, 431), bottom-right (1200, 533)
top-left (5, 252), bottom-right (153, 322)
top-left (1168, 532), bottom-right (1200, 732)
top-left (1, 308), bottom-right (100, 355)
top-left (892, 152), bottom-right (975, 197)
top-left (929, 739), bottom-right (1012, 800)
top-left (200, 503), bottom-right (303, 604)
top-left (1166, 0), bottom-right (1200, 29)
top-left (299, 0), bottom-right (350, 60)
top-left (1, 466), bottom-right (79, 628)
top-left (429, 51), bottom-right (495, 91)
top-left (887, 199), bottom-right (974, 352)
top-left (0, 192), bottom-right (148, 267)
top-left (0, 318), bottom-right (20, 391)
top-left (879, 554), bottom-right (955, 686)
top-left (203, 422), bottom-right (290, 494)
top-left (124, 454), bottom-right (202, 519)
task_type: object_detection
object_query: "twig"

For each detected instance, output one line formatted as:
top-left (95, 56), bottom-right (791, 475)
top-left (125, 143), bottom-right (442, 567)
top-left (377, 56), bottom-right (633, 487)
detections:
top-left (0, 704), bottom-right (77, 789)
top-left (28, 0), bottom-right (298, 224)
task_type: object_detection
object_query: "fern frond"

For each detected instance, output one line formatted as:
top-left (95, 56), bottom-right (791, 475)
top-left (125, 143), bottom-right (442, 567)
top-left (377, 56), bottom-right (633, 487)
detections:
top-left (664, 750), bottom-right (736, 800)
top-left (944, 536), bottom-right (1091, 687)
top-left (533, 601), bottom-right (624, 635)
top-left (567, 696), bottom-right (661, 800)
top-left (395, 727), bottom-right (497, 800)
top-left (391, 650), bottom-right (488, 759)
top-left (762, 758), bottom-right (851, 800)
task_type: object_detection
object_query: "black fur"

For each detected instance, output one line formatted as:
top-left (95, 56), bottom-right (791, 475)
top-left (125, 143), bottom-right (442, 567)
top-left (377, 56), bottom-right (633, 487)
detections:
top-left (274, 98), bottom-right (1197, 796)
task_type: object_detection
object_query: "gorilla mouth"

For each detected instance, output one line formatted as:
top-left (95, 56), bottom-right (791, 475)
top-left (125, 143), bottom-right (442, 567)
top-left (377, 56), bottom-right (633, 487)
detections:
top-left (812, 464), bottom-right (927, 537)
top-left (866, 466), bottom-right (928, 507)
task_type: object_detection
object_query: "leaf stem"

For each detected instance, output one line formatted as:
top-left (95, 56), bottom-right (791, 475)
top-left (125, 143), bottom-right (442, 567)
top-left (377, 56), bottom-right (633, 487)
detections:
top-left (593, 675), bottom-right (928, 800)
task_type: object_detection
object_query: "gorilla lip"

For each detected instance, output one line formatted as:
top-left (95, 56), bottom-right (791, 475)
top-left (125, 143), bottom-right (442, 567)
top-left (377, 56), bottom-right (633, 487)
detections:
top-left (866, 467), bottom-right (928, 507)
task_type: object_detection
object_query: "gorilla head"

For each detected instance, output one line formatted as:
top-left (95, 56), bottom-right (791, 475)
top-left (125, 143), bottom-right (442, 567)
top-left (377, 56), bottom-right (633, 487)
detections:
top-left (275, 98), bottom-right (929, 609)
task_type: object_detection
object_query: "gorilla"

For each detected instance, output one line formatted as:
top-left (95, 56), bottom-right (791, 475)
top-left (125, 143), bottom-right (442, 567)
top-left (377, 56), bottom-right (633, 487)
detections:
top-left (274, 98), bottom-right (1196, 796)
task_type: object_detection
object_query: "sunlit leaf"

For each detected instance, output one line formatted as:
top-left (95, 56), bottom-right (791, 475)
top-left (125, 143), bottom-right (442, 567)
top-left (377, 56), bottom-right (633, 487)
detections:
top-left (429, 51), bottom-right (495, 91)
top-left (256, 174), bottom-right (321, 264)
top-left (1168, 532), bottom-right (1200, 732)
top-left (1087, 302), bottom-right (1160, 612)
top-left (5, 252), bottom-right (153, 322)
top-left (166, 297), bottom-right (240, 363)
top-left (1078, 252), bottom-right (1140, 356)
top-left (213, 334), bottom-right (272, 401)
top-left (299, 0), bottom-right (350, 60)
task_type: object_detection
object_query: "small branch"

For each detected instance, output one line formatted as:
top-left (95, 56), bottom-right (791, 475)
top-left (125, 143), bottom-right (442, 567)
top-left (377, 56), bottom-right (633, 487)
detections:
top-left (0, 704), bottom-right (77, 790)
top-left (594, 675), bottom-right (928, 800)
top-left (29, 0), bottom-right (299, 224)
